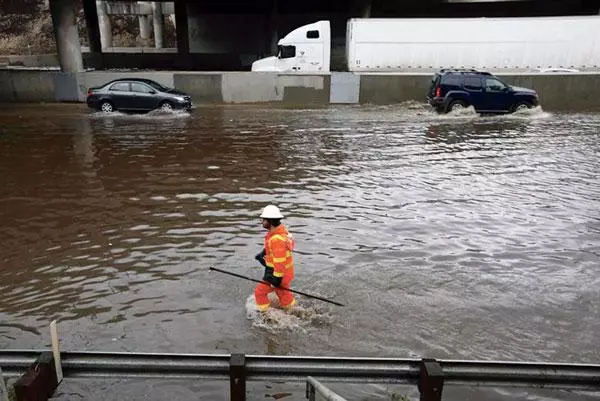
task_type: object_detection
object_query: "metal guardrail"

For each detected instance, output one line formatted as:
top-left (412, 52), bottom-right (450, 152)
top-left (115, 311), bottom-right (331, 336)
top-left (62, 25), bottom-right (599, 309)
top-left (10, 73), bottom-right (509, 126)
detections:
top-left (2, 350), bottom-right (600, 389)
top-left (2, 350), bottom-right (600, 401)
top-left (0, 351), bottom-right (419, 382)
top-left (306, 377), bottom-right (348, 401)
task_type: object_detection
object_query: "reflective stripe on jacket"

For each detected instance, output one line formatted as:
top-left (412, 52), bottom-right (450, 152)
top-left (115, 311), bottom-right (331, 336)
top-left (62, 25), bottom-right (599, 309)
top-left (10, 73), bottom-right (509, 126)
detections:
top-left (264, 224), bottom-right (295, 278)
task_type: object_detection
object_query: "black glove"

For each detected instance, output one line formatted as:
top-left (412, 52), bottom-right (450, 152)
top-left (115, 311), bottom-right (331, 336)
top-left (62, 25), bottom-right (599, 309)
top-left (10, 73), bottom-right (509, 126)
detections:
top-left (270, 276), bottom-right (282, 287)
top-left (262, 267), bottom-right (282, 287)
top-left (255, 249), bottom-right (267, 268)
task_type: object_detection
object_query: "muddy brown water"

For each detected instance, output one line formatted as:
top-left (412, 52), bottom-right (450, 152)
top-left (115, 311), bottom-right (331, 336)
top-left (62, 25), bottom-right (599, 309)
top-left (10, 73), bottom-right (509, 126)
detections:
top-left (0, 103), bottom-right (599, 400)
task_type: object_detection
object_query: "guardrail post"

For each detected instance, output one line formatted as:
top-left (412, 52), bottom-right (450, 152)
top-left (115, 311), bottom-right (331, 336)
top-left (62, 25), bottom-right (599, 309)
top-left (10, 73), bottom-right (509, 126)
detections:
top-left (1, 367), bottom-right (10, 401)
top-left (305, 377), bottom-right (316, 401)
top-left (418, 358), bottom-right (444, 401)
top-left (14, 352), bottom-right (58, 401)
top-left (229, 353), bottom-right (246, 401)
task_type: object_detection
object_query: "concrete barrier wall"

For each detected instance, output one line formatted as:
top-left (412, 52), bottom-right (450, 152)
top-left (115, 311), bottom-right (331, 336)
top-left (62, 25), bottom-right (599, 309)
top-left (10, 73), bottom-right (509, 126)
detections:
top-left (6, 54), bottom-right (60, 68)
top-left (221, 72), bottom-right (279, 103)
top-left (2, 70), bottom-right (600, 111)
top-left (359, 74), bottom-right (431, 104)
top-left (174, 73), bottom-right (222, 103)
top-left (0, 70), bottom-right (56, 102)
top-left (498, 73), bottom-right (600, 112)
top-left (172, 72), bottom-right (329, 104)
top-left (0, 71), bottom-right (15, 101)
top-left (54, 72), bottom-right (85, 102)
top-left (279, 75), bottom-right (330, 104)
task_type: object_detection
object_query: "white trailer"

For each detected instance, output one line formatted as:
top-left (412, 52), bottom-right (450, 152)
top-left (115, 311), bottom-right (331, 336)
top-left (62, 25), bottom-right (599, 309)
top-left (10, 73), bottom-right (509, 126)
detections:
top-left (252, 16), bottom-right (600, 73)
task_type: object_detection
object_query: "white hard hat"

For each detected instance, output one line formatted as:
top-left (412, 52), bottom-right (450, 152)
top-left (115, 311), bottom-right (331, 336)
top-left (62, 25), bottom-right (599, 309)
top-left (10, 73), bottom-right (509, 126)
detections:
top-left (260, 205), bottom-right (284, 219)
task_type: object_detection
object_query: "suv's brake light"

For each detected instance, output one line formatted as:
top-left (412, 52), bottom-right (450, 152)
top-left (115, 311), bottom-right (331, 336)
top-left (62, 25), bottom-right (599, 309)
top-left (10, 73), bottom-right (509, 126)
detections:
top-left (435, 86), bottom-right (441, 97)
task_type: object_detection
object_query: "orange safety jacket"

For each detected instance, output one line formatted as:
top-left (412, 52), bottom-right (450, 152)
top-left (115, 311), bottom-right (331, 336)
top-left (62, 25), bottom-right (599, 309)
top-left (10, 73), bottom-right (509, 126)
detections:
top-left (264, 225), bottom-right (295, 279)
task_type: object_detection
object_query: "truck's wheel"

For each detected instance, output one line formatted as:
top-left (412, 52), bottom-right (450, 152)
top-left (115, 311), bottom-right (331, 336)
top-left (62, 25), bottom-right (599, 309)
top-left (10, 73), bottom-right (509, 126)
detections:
top-left (100, 101), bottom-right (114, 113)
top-left (447, 100), bottom-right (468, 113)
top-left (513, 101), bottom-right (532, 113)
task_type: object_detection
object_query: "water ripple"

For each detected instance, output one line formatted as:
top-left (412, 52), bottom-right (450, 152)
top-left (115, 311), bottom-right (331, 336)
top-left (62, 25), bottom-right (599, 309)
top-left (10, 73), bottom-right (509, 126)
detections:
top-left (0, 104), bottom-right (598, 378)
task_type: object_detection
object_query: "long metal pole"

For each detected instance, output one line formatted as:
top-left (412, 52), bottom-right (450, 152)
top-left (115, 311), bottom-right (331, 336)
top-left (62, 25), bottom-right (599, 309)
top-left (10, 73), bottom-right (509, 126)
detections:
top-left (209, 267), bottom-right (344, 307)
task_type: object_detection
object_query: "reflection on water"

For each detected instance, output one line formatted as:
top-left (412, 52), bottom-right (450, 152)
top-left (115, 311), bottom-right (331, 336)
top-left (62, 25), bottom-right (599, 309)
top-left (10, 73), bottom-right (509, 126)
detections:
top-left (0, 103), bottom-right (599, 400)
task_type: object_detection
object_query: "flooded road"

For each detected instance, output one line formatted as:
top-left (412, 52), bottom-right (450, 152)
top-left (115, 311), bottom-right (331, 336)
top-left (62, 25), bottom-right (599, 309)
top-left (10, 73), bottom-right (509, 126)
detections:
top-left (0, 103), bottom-right (599, 400)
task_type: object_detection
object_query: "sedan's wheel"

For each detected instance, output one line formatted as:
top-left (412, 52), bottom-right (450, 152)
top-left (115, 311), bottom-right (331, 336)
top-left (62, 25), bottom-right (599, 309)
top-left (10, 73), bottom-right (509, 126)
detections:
top-left (447, 100), bottom-right (468, 113)
top-left (513, 101), bottom-right (532, 112)
top-left (160, 102), bottom-right (174, 112)
top-left (100, 101), bottom-right (114, 113)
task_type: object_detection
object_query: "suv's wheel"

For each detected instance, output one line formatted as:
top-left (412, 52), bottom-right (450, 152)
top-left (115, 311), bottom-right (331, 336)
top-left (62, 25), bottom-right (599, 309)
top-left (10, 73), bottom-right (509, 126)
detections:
top-left (100, 101), bottom-right (114, 113)
top-left (447, 100), bottom-right (468, 113)
top-left (513, 101), bottom-right (532, 113)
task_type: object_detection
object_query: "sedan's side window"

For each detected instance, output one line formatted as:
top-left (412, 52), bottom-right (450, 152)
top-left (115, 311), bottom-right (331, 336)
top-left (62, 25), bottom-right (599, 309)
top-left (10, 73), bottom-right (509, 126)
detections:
top-left (109, 82), bottom-right (130, 92)
top-left (131, 83), bottom-right (154, 93)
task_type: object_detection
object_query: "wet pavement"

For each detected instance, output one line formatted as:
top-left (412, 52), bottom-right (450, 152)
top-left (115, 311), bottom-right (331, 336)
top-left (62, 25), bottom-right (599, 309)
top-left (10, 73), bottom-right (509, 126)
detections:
top-left (0, 103), bottom-right (599, 400)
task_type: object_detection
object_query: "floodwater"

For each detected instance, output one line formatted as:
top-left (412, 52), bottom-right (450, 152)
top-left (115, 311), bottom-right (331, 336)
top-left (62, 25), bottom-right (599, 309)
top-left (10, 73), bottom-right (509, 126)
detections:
top-left (0, 103), bottom-right (599, 401)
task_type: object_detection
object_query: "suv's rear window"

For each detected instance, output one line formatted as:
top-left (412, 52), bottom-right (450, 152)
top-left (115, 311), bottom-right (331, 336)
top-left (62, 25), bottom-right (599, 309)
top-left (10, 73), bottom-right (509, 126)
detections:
top-left (441, 75), bottom-right (461, 86)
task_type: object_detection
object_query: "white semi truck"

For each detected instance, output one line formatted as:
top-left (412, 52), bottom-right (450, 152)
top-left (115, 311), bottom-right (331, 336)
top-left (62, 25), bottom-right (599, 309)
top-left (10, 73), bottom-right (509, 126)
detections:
top-left (251, 16), bottom-right (600, 73)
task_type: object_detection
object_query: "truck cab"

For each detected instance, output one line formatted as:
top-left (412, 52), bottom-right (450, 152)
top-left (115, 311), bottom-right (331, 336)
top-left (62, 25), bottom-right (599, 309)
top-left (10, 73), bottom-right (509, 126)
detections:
top-left (251, 21), bottom-right (331, 73)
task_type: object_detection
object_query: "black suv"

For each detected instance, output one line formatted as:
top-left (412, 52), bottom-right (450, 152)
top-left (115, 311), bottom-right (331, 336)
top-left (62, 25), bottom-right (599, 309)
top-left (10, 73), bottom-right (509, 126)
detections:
top-left (427, 69), bottom-right (539, 114)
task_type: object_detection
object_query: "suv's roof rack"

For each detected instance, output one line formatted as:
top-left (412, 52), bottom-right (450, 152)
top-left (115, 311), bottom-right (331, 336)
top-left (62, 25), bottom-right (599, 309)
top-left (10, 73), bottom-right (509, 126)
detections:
top-left (439, 68), bottom-right (491, 75)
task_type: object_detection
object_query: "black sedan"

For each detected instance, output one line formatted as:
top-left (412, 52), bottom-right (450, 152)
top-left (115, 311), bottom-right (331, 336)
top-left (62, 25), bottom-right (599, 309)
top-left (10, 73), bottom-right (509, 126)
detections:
top-left (86, 78), bottom-right (192, 113)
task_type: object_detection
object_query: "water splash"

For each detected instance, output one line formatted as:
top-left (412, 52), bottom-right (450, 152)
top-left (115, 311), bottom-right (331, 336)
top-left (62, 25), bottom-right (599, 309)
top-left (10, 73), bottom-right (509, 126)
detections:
top-left (506, 106), bottom-right (552, 119)
top-left (443, 105), bottom-right (479, 118)
top-left (244, 295), bottom-right (333, 332)
top-left (88, 109), bottom-right (191, 120)
top-left (430, 104), bottom-right (551, 121)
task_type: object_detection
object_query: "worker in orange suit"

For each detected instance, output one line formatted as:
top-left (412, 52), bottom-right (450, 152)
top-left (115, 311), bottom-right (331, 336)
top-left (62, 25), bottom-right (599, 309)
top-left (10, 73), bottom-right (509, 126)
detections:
top-left (254, 205), bottom-right (296, 312)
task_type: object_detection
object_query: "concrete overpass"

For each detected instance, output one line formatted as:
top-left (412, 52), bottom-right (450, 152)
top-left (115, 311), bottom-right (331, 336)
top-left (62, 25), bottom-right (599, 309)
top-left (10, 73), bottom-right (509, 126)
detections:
top-left (96, 2), bottom-right (176, 50)
top-left (48, 0), bottom-right (600, 72)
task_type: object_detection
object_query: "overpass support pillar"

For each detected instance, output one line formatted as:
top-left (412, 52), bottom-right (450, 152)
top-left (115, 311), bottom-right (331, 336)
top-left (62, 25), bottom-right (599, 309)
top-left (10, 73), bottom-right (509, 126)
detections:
top-left (153, 2), bottom-right (164, 49)
top-left (362, 0), bottom-right (372, 18)
top-left (268, 0), bottom-right (278, 56)
top-left (139, 16), bottom-right (152, 40)
top-left (139, 2), bottom-right (152, 42)
top-left (49, 0), bottom-right (84, 72)
top-left (353, 0), bottom-right (372, 18)
top-left (83, 0), bottom-right (102, 52)
top-left (174, 0), bottom-right (189, 54)
top-left (96, 1), bottom-right (112, 49)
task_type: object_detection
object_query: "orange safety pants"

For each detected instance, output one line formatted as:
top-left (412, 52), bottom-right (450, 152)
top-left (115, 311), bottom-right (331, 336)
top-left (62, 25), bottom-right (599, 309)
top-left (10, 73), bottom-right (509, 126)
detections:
top-left (254, 275), bottom-right (295, 311)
